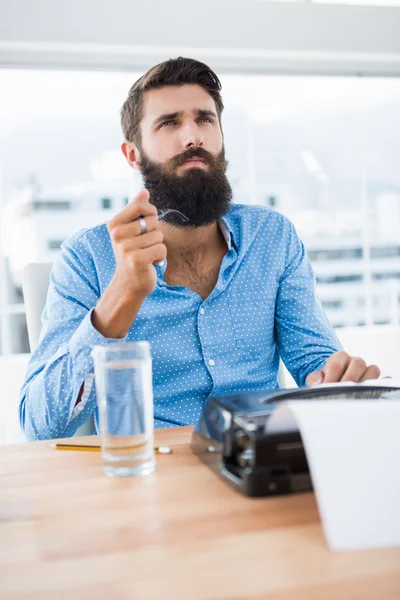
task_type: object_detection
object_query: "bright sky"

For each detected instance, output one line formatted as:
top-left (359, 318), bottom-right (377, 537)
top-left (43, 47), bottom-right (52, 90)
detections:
top-left (1, 68), bottom-right (400, 131)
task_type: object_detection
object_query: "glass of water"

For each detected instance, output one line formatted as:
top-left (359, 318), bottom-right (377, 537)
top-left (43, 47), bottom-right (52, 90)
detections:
top-left (91, 341), bottom-right (155, 477)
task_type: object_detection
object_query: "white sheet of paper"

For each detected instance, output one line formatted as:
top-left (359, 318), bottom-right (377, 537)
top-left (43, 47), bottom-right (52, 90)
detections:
top-left (267, 399), bottom-right (400, 551)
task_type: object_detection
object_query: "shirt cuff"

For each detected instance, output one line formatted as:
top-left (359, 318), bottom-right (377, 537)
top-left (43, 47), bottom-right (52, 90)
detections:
top-left (69, 308), bottom-right (129, 376)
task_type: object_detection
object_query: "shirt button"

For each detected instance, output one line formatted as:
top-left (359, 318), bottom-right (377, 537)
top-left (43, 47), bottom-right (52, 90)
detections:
top-left (208, 359), bottom-right (215, 366)
top-left (159, 260), bottom-right (165, 267)
top-left (199, 307), bottom-right (205, 315)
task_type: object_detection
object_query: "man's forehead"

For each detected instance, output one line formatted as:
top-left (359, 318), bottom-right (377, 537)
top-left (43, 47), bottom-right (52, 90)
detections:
top-left (141, 84), bottom-right (216, 121)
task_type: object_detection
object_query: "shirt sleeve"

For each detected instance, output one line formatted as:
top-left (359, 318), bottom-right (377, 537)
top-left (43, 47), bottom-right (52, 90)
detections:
top-left (19, 232), bottom-right (127, 440)
top-left (275, 220), bottom-right (343, 387)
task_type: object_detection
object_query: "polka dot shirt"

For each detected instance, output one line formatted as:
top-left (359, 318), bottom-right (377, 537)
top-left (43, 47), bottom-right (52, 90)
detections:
top-left (19, 204), bottom-right (342, 440)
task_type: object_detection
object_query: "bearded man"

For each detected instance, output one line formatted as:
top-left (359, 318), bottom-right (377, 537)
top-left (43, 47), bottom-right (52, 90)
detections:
top-left (20, 57), bottom-right (380, 440)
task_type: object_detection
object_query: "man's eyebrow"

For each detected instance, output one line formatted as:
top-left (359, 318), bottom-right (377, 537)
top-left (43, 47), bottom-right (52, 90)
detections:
top-left (196, 109), bottom-right (217, 119)
top-left (152, 111), bottom-right (182, 127)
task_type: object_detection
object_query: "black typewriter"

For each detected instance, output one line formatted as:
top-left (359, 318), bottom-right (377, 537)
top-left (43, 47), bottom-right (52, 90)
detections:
top-left (191, 383), bottom-right (400, 497)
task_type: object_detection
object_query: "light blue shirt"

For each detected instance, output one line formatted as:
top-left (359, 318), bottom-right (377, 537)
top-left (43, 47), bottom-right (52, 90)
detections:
top-left (20, 204), bottom-right (342, 440)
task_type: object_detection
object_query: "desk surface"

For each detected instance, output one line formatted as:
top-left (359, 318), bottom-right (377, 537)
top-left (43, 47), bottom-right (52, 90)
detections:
top-left (1, 427), bottom-right (399, 600)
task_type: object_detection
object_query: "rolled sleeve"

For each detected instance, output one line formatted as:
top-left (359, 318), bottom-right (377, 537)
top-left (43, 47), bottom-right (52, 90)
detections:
top-left (69, 308), bottom-right (129, 376)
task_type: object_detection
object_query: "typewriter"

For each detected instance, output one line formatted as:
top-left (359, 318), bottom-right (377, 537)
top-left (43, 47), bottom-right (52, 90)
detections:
top-left (191, 383), bottom-right (400, 497)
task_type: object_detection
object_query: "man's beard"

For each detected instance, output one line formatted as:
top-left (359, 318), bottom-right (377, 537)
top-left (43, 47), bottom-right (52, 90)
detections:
top-left (138, 146), bottom-right (233, 227)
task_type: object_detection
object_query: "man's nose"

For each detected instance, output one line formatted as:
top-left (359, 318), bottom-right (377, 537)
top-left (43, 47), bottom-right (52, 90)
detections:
top-left (181, 122), bottom-right (204, 149)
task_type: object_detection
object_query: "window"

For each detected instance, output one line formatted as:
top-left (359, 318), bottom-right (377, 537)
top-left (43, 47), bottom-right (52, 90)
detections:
top-left (0, 69), bottom-right (400, 353)
top-left (371, 247), bottom-right (400, 259)
top-left (101, 197), bottom-right (112, 209)
top-left (48, 240), bottom-right (64, 250)
top-left (33, 200), bottom-right (72, 211)
top-left (308, 248), bottom-right (364, 261)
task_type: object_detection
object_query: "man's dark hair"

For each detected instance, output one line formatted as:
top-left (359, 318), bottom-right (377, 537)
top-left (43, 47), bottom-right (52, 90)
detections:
top-left (121, 57), bottom-right (224, 146)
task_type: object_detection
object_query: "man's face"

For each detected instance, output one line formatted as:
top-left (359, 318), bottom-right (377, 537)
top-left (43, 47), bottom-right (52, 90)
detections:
top-left (138, 83), bottom-right (223, 173)
top-left (124, 83), bottom-right (232, 228)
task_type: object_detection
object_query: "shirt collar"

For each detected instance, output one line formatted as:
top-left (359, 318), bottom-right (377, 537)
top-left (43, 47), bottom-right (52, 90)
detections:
top-left (219, 213), bottom-right (237, 253)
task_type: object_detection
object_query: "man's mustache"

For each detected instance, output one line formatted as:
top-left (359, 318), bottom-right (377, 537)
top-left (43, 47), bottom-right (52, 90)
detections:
top-left (168, 147), bottom-right (216, 169)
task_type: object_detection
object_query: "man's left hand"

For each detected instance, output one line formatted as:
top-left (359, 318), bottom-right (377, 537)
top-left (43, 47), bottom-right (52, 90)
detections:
top-left (306, 351), bottom-right (380, 386)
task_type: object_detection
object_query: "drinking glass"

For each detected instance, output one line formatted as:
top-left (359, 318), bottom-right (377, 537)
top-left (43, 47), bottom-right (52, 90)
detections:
top-left (92, 342), bottom-right (155, 477)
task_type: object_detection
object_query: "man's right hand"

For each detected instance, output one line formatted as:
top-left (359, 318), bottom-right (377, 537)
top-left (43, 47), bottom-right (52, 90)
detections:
top-left (107, 189), bottom-right (166, 298)
top-left (91, 189), bottom-right (166, 339)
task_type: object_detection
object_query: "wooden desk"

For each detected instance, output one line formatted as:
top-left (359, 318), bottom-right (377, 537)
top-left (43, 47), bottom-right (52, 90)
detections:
top-left (0, 427), bottom-right (399, 600)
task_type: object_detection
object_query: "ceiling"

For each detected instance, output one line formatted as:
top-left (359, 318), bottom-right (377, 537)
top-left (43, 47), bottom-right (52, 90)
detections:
top-left (0, 0), bottom-right (400, 75)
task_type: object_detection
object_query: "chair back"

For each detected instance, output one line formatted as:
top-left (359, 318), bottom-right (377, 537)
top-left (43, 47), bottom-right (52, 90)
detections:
top-left (22, 263), bottom-right (53, 352)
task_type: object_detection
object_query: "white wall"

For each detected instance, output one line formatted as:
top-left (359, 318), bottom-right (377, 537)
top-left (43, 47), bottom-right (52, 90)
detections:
top-left (0, 354), bottom-right (30, 444)
top-left (0, 0), bottom-right (400, 75)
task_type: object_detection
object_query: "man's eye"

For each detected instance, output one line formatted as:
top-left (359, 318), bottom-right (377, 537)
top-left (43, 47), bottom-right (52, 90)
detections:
top-left (161, 120), bottom-right (176, 127)
top-left (198, 117), bottom-right (213, 123)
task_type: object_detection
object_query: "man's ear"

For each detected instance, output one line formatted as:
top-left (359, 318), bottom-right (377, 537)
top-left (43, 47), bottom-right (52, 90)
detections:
top-left (121, 141), bottom-right (141, 171)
